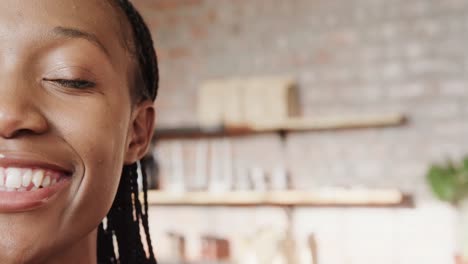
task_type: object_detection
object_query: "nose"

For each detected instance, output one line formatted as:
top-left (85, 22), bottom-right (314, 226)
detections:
top-left (0, 89), bottom-right (49, 138)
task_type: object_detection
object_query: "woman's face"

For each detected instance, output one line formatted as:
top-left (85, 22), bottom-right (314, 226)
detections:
top-left (0, 0), bottom-right (154, 262)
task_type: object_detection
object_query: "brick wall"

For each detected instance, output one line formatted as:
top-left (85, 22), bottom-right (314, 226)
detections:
top-left (132, 0), bottom-right (468, 262)
top-left (133, 0), bottom-right (468, 198)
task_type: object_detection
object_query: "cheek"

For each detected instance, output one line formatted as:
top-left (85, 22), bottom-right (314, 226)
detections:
top-left (45, 93), bottom-right (132, 230)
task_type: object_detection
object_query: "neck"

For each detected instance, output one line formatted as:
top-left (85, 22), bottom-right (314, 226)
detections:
top-left (47, 228), bottom-right (97, 264)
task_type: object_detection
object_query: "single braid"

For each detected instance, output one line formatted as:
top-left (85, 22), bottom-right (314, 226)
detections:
top-left (115, 0), bottom-right (159, 101)
top-left (140, 161), bottom-right (156, 261)
top-left (97, 0), bottom-right (159, 263)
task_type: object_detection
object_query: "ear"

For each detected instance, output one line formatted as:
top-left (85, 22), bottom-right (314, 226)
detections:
top-left (124, 100), bottom-right (155, 164)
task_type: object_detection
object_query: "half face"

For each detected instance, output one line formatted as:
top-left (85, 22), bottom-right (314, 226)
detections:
top-left (0, 0), bottom-right (148, 263)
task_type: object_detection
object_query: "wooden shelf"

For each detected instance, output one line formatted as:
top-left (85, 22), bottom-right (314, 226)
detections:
top-left (146, 189), bottom-right (412, 207)
top-left (153, 113), bottom-right (406, 140)
top-left (158, 260), bottom-right (231, 264)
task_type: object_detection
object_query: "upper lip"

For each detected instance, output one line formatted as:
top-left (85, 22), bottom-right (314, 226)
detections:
top-left (0, 152), bottom-right (74, 175)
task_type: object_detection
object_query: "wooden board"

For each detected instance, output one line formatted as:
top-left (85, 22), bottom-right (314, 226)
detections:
top-left (145, 189), bottom-right (411, 207)
top-left (154, 113), bottom-right (407, 140)
top-left (248, 113), bottom-right (406, 131)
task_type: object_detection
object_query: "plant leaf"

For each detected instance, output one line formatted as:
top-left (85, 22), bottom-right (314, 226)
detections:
top-left (427, 165), bottom-right (457, 203)
top-left (463, 157), bottom-right (468, 170)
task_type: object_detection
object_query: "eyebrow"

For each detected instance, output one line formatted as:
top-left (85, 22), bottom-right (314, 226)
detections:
top-left (52, 26), bottom-right (111, 58)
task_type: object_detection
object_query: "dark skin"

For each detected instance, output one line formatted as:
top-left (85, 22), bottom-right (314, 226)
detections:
top-left (0, 0), bottom-right (155, 263)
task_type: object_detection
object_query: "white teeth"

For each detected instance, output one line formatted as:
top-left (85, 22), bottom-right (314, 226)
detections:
top-left (0, 168), bottom-right (62, 191)
top-left (22, 169), bottom-right (33, 187)
top-left (42, 176), bottom-right (51, 187)
top-left (32, 170), bottom-right (44, 188)
top-left (5, 168), bottom-right (22, 188)
top-left (0, 168), bottom-right (5, 187)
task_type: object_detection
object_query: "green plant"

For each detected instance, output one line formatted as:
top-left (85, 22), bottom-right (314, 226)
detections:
top-left (427, 157), bottom-right (468, 205)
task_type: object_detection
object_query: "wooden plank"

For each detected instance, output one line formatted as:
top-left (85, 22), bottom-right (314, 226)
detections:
top-left (145, 189), bottom-right (411, 207)
top-left (153, 113), bottom-right (407, 140)
top-left (250, 113), bottom-right (406, 131)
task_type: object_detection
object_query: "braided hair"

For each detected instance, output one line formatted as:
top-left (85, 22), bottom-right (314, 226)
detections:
top-left (97, 1), bottom-right (159, 263)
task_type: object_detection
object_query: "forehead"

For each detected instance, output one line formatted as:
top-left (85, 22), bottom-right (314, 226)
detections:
top-left (0, 0), bottom-right (128, 63)
top-left (0, 0), bottom-right (118, 30)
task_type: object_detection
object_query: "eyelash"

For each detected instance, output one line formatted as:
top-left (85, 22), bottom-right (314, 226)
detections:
top-left (43, 78), bottom-right (96, 89)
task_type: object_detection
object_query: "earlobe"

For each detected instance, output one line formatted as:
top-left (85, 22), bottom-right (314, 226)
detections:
top-left (124, 101), bottom-right (155, 164)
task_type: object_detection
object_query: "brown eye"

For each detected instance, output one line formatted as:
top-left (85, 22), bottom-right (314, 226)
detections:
top-left (43, 78), bottom-right (96, 89)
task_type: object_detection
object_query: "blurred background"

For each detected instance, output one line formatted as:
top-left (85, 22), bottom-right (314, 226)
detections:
top-left (132, 0), bottom-right (468, 263)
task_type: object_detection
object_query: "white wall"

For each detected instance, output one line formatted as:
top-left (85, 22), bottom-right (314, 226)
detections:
top-left (148, 201), bottom-right (456, 264)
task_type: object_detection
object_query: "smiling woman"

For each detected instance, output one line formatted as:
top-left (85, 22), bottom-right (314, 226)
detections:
top-left (0, 0), bottom-right (158, 264)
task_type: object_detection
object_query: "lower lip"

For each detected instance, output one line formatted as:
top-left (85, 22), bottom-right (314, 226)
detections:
top-left (0, 178), bottom-right (71, 213)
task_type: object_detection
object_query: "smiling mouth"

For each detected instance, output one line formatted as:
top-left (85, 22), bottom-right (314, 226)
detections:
top-left (0, 167), bottom-right (68, 192)
top-left (0, 153), bottom-right (75, 212)
top-left (0, 166), bottom-right (72, 212)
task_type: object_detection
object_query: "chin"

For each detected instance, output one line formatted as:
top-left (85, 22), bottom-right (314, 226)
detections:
top-left (0, 217), bottom-right (65, 264)
top-left (0, 240), bottom-right (46, 264)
